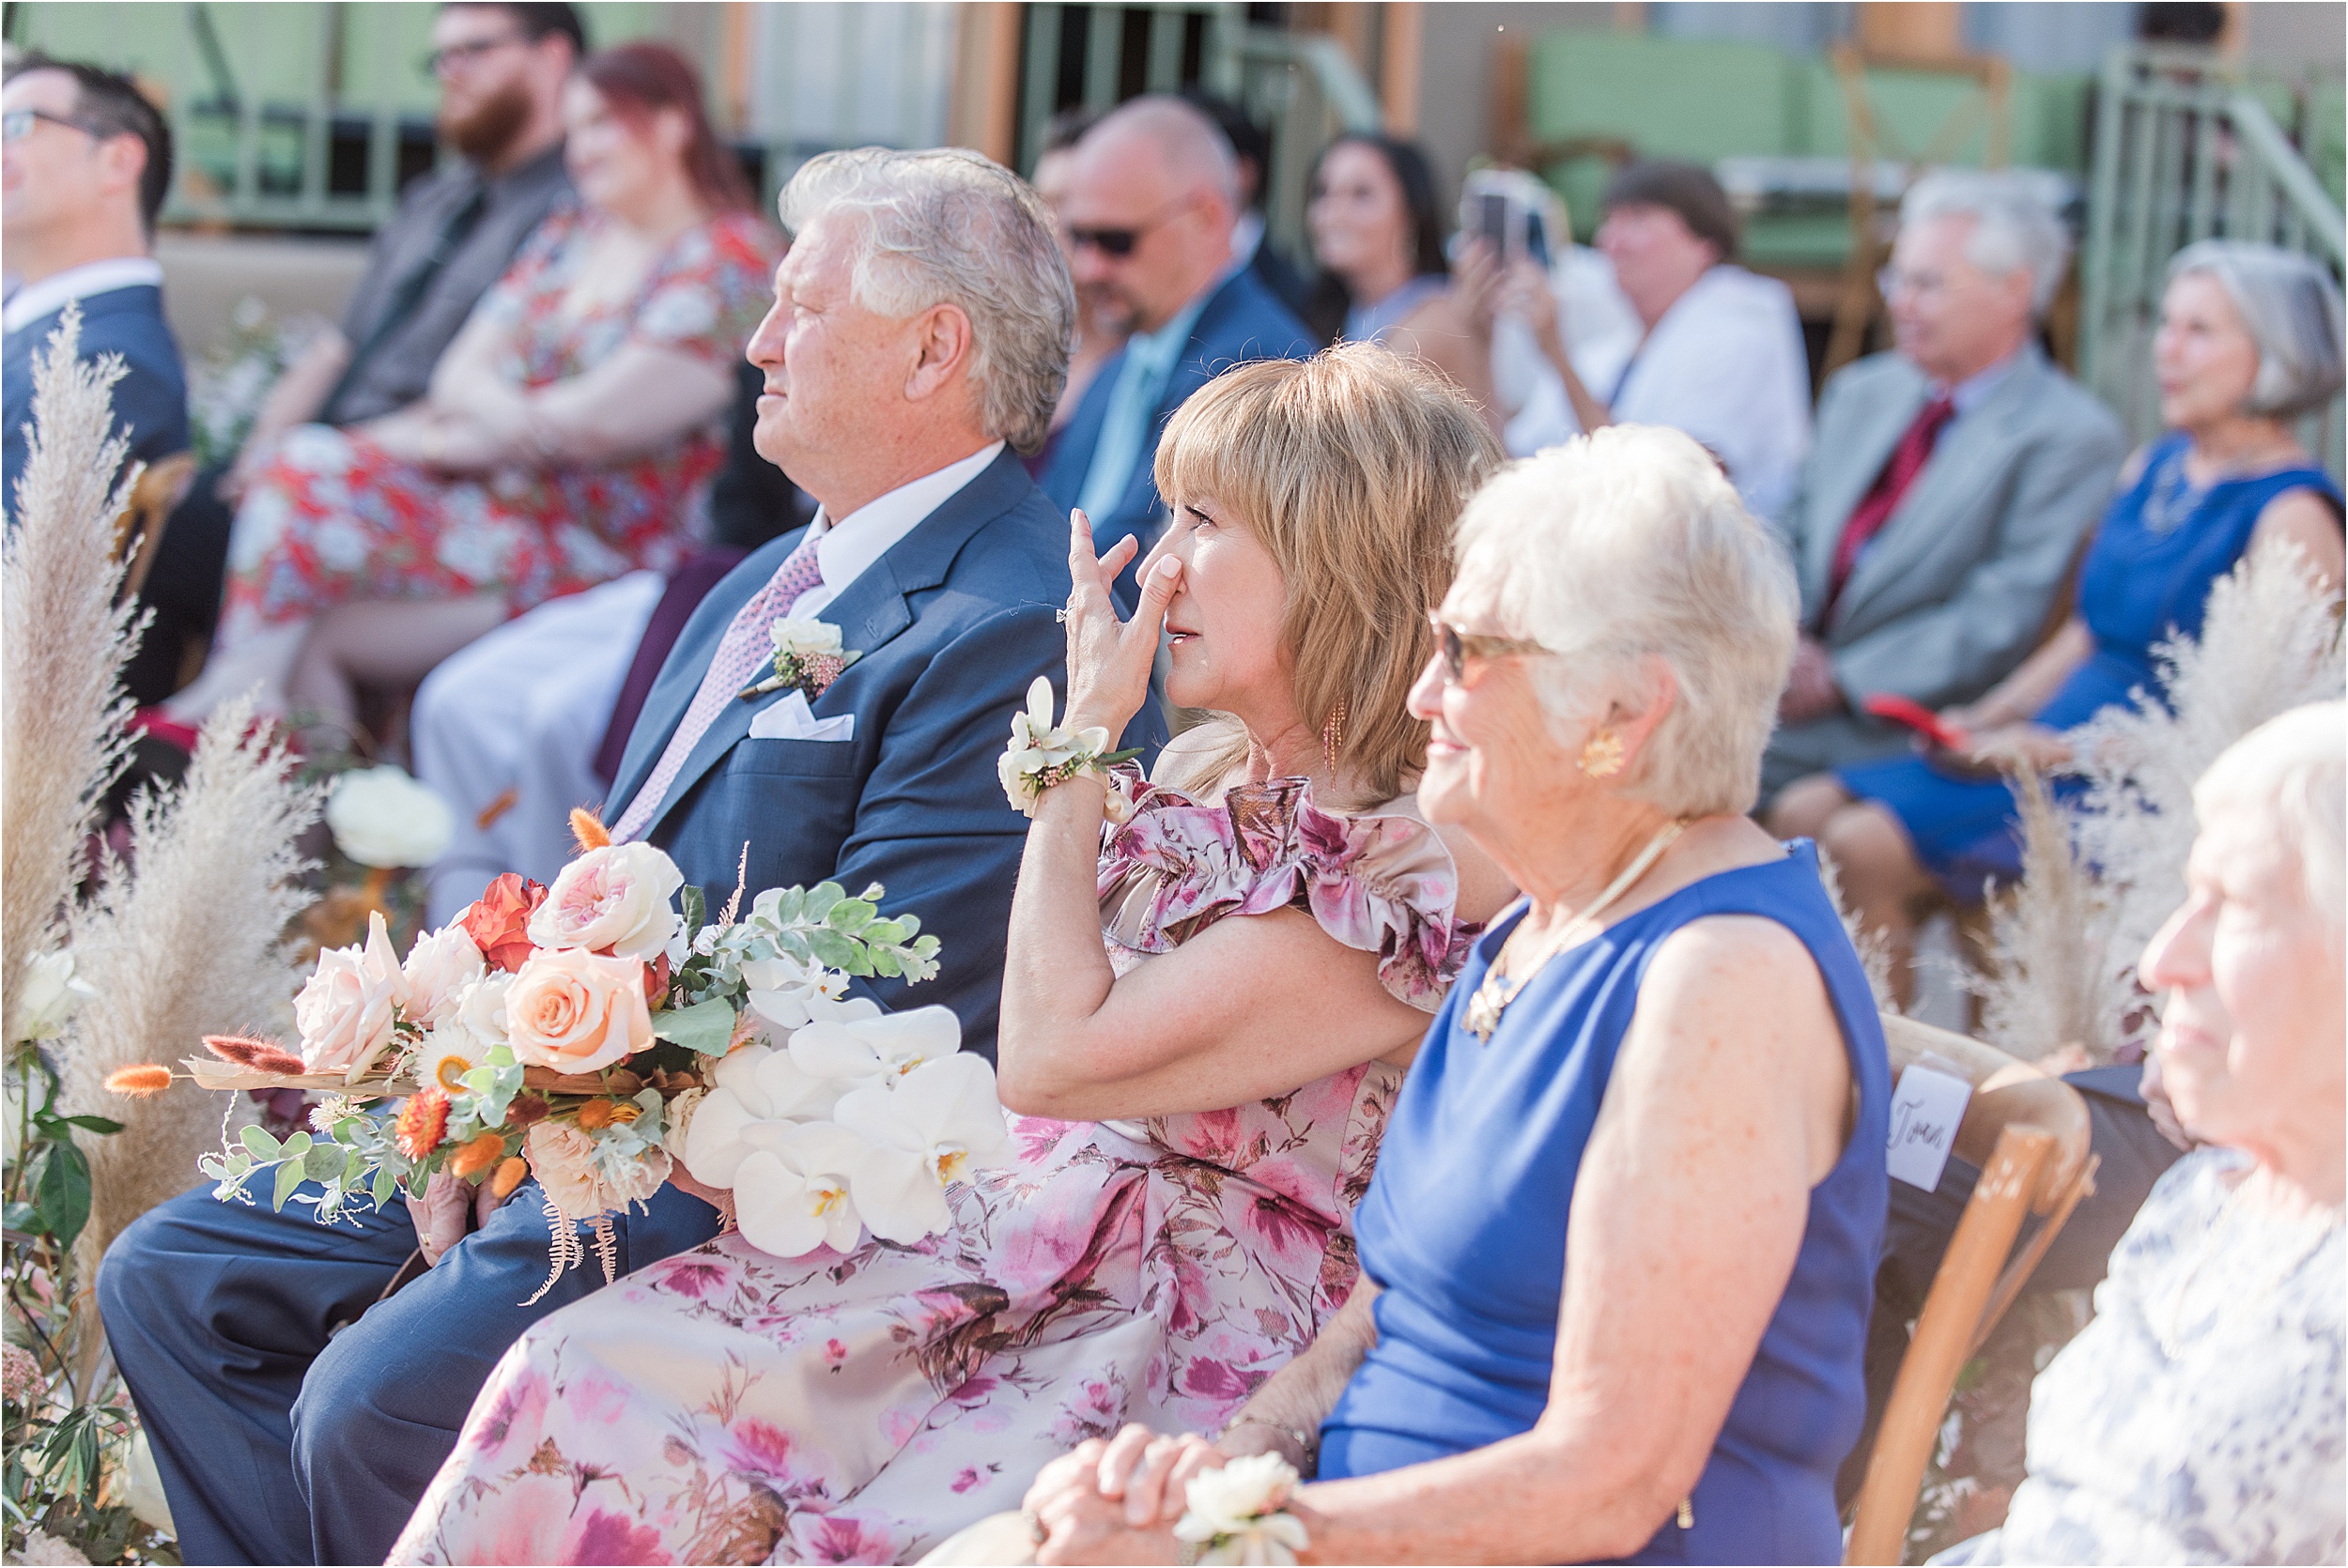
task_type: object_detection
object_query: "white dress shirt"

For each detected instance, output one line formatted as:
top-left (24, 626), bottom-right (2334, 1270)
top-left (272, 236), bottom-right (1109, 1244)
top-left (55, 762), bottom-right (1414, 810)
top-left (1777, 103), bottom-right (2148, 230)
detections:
top-left (3, 256), bottom-right (164, 335)
top-left (788, 440), bottom-right (1007, 619)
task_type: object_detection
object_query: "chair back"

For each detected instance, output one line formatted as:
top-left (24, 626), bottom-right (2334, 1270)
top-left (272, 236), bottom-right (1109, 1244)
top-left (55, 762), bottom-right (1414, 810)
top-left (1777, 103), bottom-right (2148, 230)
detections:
top-left (112, 452), bottom-right (197, 604)
top-left (1845, 1014), bottom-right (2097, 1565)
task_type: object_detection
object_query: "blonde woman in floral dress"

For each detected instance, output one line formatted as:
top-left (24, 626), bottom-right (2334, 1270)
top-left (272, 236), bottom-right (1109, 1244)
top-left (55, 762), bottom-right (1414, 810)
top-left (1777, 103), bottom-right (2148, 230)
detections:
top-left (388, 346), bottom-right (1507, 1566)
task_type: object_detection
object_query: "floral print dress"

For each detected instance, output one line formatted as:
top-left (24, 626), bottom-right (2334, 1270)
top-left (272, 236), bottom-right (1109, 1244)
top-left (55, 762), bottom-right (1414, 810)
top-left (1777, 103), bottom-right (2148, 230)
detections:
top-left (217, 207), bottom-right (774, 645)
top-left (389, 776), bottom-right (1478, 1566)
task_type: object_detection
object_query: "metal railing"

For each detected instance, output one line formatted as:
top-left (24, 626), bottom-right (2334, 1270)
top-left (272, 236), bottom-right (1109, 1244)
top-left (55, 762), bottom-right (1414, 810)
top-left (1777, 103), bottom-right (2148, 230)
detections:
top-left (2080, 45), bottom-right (2346, 475)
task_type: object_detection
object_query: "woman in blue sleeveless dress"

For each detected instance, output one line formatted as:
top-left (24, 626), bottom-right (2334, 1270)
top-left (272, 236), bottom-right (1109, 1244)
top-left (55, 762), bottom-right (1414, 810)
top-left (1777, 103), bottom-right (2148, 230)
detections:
top-left (1015, 427), bottom-right (1890, 1566)
top-left (1772, 242), bottom-right (2344, 1001)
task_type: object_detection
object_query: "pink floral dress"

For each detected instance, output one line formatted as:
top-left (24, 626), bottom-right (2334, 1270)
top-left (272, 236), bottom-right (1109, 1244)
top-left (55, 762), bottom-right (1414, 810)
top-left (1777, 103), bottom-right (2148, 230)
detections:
top-left (217, 207), bottom-right (775, 644)
top-left (388, 776), bottom-right (1478, 1566)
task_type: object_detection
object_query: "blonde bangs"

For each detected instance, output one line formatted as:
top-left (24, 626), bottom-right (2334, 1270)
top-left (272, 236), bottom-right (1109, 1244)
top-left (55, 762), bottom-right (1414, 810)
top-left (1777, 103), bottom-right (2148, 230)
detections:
top-left (1153, 346), bottom-right (1502, 804)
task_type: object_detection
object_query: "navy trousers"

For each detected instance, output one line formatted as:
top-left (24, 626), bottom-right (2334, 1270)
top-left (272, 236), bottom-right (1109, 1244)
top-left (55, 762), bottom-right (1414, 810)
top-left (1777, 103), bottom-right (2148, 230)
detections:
top-left (98, 1179), bottom-right (721, 1566)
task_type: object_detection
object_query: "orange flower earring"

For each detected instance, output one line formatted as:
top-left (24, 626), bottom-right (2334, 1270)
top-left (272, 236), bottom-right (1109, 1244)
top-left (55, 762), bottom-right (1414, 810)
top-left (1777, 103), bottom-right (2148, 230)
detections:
top-left (1577, 729), bottom-right (1627, 779)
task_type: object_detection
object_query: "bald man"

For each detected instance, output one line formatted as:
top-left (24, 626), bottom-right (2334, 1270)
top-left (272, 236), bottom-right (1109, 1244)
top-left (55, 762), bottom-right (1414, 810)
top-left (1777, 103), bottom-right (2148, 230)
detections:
top-left (1041, 95), bottom-right (1313, 607)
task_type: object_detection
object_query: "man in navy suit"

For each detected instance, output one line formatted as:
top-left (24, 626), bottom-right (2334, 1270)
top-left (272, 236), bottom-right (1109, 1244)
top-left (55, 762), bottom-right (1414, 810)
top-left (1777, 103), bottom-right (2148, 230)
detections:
top-left (99, 146), bottom-right (1152, 1567)
top-left (2, 56), bottom-right (186, 518)
top-left (1043, 95), bottom-right (1315, 607)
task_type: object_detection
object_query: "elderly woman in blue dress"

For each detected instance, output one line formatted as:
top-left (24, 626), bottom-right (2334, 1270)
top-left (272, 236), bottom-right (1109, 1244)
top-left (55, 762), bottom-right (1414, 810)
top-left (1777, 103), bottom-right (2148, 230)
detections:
top-left (1771, 241), bottom-right (2344, 998)
top-left (1011, 425), bottom-right (1891, 1565)
top-left (1938, 702), bottom-right (2345, 1564)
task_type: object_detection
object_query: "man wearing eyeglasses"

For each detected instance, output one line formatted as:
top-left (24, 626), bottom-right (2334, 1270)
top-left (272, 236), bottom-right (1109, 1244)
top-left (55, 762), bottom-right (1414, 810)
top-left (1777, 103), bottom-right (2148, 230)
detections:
top-left (116, 1), bottom-right (582, 707)
top-left (1759, 169), bottom-right (2125, 802)
top-left (1042, 95), bottom-right (1313, 610)
top-left (2, 56), bottom-right (187, 522)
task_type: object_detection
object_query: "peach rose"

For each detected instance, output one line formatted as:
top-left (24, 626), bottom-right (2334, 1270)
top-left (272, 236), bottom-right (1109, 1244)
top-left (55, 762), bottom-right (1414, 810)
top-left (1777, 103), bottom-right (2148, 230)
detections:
top-left (504, 946), bottom-right (653, 1075)
top-left (295, 912), bottom-right (409, 1078)
top-left (524, 1120), bottom-right (671, 1222)
top-left (528, 843), bottom-right (683, 960)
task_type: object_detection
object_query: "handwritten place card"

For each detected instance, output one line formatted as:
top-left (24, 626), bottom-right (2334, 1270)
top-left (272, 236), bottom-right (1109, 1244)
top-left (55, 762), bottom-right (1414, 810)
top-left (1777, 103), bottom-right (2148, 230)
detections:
top-left (1887, 1063), bottom-right (1973, 1191)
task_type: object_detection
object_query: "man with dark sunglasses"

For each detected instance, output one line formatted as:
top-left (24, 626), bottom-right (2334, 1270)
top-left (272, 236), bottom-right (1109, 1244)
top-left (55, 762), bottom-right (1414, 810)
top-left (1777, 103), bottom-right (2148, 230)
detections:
top-left (116, 1), bottom-right (583, 707)
top-left (2, 55), bottom-right (186, 520)
top-left (1041, 95), bottom-right (1312, 609)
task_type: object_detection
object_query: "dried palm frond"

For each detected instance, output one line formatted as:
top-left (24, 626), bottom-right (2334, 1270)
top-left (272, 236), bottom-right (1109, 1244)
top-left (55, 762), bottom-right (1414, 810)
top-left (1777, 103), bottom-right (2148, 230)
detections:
top-left (1813, 845), bottom-right (1897, 1013)
top-left (1965, 764), bottom-right (2135, 1063)
top-left (58, 697), bottom-right (322, 1273)
top-left (2066, 541), bottom-right (2344, 1051)
top-left (2, 306), bottom-right (142, 1046)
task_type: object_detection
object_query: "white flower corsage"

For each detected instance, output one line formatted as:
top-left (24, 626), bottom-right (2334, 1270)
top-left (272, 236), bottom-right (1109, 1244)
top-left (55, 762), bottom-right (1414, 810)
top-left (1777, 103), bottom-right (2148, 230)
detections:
top-left (740, 618), bottom-right (858, 701)
top-left (996, 676), bottom-right (1136, 818)
top-left (1173, 1453), bottom-right (1309, 1566)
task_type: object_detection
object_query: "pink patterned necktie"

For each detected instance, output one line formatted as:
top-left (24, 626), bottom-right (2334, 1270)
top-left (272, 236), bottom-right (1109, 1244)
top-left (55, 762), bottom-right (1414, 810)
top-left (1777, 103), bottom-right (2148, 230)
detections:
top-left (610, 530), bottom-right (827, 843)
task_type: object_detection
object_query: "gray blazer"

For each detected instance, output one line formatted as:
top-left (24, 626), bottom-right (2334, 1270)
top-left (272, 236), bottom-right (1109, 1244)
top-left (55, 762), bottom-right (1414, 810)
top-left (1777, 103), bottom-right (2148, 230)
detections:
top-left (1779, 347), bottom-right (2126, 710)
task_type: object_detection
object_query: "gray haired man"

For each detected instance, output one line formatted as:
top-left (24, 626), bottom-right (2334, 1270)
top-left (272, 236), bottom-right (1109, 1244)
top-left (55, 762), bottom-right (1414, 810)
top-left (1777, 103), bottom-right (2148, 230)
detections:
top-left (1764, 171), bottom-right (2126, 799)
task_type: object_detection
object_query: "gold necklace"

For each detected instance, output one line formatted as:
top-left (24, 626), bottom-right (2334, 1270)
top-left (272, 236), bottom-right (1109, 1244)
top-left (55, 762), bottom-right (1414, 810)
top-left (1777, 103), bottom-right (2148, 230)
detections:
top-left (1460, 819), bottom-right (1690, 1041)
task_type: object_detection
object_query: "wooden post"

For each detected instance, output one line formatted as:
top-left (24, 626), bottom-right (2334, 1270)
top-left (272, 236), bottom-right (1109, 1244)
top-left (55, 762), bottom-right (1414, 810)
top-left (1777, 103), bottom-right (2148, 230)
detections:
top-left (946, 2), bottom-right (1025, 167)
top-left (1381, 1), bottom-right (1423, 135)
top-left (1855, 2), bottom-right (1965, 65)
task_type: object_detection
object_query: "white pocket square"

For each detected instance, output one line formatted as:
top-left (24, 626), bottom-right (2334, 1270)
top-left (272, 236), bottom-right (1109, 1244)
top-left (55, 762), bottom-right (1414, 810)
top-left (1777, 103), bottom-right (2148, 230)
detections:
top-left (748, 690), bottom-right (856, 743)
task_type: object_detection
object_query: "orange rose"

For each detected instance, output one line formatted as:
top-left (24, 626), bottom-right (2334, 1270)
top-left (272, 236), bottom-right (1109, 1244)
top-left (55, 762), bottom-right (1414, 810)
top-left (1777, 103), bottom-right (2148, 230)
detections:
top-left (459, 873), bottom-right (548, 974)
top-left (503, 946), bottom-right (653, 1075)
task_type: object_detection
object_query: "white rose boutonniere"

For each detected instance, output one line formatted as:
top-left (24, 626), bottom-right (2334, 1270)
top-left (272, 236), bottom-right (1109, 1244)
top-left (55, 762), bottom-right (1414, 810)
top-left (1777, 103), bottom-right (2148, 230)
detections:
top-left (1174, 1453), bottom-right (1309, 1566)
top-left (741, 618), bottom-right (858, 702)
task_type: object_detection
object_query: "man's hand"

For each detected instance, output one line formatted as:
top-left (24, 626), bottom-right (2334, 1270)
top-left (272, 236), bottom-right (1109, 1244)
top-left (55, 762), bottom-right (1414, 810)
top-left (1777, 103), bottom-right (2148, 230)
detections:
top-left (1780, 637), bottom-right (1844, 724)
top-left (412, 1171), bottom-right (476, 1266)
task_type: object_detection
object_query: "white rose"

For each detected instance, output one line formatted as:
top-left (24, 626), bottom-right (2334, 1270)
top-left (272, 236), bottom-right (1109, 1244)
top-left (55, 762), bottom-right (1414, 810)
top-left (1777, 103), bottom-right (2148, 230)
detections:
top-left (295, 912), bottom-right (409, 1079)
top-left (401, 924), bottom-right (485, 1032)
top-left (1175, 1453), bottom-right (1307, 1565)
top-left (768, 617), bottom-right (844, 660)
top-left (14, 950), bottom-right (95, 1044)
top-left (325, 766), bottom-right (456, 869)
top-left (528, 842), bottom-right (685, 959)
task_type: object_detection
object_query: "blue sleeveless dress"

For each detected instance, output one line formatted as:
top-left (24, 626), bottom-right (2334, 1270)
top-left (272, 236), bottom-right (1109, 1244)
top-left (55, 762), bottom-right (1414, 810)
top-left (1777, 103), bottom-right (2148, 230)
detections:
top-left (1837, 435), bottom-right (2342, 898)
top-left (1322, 841), bottom-right (1891, 1564)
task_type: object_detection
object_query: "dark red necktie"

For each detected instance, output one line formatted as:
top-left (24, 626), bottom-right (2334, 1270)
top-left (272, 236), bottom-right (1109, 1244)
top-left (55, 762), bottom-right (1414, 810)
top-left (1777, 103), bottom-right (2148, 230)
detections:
top-left (1828, 393), bottom-right (1956, 606)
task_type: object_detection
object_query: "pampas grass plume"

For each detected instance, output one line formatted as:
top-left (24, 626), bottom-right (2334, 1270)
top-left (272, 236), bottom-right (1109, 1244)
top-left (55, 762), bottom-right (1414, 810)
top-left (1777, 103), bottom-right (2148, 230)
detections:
top-left (2, 305), bottom-right (142, 1047)
top-left (59, 696), bottom-right (323, 1272)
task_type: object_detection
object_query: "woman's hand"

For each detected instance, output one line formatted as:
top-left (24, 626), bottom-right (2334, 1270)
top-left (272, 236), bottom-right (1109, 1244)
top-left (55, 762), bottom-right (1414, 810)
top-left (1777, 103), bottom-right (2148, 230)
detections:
top-left (1958, 721), bottom-right (2072, 774)
top-left (1062, 508), bottom-right (1181, 740)
top-left (1494, 256), bottom-right (1564, 353)
top-left (1025, 1428), bottom-right (1199, 1565)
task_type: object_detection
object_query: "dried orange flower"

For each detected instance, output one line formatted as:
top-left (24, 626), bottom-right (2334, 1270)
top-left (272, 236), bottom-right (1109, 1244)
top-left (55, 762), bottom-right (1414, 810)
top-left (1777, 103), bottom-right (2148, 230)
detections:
top-left (103, 1065), bottom-right (173, 1098)
top-left (448, 1131), bottom-right (507, 1180)
top-left (394, 1087), bottom-right (451, 1159)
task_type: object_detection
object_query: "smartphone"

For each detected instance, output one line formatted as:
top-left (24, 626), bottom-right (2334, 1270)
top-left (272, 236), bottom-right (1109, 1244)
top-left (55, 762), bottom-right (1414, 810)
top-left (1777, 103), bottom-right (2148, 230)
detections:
top-left (1524, 208), bottom-right (1551, 269)
top-left (1475, 192), bottom-right (1510, 255)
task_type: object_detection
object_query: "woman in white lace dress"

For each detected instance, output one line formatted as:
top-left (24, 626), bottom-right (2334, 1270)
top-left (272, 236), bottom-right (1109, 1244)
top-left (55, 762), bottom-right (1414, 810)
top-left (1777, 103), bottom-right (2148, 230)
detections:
top-left (1940, 701), bottom-right (2345, 1565)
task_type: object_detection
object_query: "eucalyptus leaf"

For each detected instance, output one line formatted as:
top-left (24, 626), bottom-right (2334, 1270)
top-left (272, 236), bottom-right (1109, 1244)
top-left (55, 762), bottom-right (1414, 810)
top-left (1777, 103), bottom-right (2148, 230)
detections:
top-left (304, 1143), bottom-right (348, 1182)
top-left (826, 899), bottom-right (876, 933)
top-left (806, 929), bottom-right (862, 971)
top-left (803, 882), bottom-right (842, 919)
top-left (240, 1125), bottom-right (282, 1160)
top-left (651, 997), bottom-right (736, 1055)
top-left (271, 1159), bottom-right (306, 1211)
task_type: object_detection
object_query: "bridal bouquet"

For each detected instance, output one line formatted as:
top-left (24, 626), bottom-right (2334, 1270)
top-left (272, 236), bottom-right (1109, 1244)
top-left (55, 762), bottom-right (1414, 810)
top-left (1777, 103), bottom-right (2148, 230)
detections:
top-left (111, 823), bottom-right (1005, 1286)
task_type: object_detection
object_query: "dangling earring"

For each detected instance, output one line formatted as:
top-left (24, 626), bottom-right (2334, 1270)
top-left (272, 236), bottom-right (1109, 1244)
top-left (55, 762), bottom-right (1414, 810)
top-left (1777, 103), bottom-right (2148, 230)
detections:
top-left (1578, 729), bottom-right (1626, 779)
top-left (1321, 698), bottom-right (1348, 774)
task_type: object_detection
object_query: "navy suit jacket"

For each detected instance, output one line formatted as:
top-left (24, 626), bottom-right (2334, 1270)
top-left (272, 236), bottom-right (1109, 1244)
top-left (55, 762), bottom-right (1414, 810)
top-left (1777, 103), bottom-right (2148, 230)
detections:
top-left (1042, 266), bottom-right (1314, 605)
top-left (603, 450), bottom-right (1164, 1062)
top-left (4, 285), bottom-right (188, 521)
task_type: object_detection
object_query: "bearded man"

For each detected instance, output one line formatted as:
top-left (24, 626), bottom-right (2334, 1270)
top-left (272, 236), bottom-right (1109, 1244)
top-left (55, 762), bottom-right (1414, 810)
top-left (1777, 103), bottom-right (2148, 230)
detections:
top-left (122, 1), bottom-right (583, 705)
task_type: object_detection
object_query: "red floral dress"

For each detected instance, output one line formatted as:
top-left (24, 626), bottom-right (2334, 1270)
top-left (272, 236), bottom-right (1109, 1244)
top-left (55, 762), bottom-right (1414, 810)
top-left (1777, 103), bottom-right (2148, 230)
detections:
top-left (217, 207), bottom-right (774, 643)
top-left (388, 777), bottom-right (1480, 1567)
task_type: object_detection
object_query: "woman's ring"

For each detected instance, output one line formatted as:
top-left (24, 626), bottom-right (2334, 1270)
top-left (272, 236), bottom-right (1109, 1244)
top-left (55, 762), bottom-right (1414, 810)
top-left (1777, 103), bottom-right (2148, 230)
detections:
top-left (1055, 607), bottom-right (1070, 623)
top-left (1022, 1509), bottom-right (1046, 1545)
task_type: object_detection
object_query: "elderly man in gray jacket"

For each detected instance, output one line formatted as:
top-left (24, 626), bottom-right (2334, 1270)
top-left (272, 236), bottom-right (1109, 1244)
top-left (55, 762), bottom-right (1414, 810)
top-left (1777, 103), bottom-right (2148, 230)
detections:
top-left (1763, 172), bottom-right (2125, 801)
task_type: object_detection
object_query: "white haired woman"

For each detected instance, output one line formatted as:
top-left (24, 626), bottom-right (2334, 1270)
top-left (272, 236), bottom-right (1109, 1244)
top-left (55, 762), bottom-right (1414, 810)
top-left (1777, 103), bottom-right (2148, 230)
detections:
top-left (1773, 240), bottom-right (2344, 999)
top-left (387, 346), bottom-right (1512, 1565)
top-left (1017, 425), bottom-right (1891, 1564)
top-left (1935, 700), bottom-right (2344, 1565)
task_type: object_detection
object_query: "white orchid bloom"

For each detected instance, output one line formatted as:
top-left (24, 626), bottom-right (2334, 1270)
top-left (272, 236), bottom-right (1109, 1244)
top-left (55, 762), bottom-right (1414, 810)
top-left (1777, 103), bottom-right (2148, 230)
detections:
top-left (682, 1045), bottom-right (846, 1187)
top-left (740, 951), bottom-right (878, 1032)
top-left (13, 951), bottom-right (95, 1044)
top-left (732, 1119), bottom-right (878, 1258)
top-left (831, 1052), bottom-right (1013, 1243)
top-left (1005, 677), bottom-right (1110, 771)
top-left (787, 1005), bottom-right (961, 1085)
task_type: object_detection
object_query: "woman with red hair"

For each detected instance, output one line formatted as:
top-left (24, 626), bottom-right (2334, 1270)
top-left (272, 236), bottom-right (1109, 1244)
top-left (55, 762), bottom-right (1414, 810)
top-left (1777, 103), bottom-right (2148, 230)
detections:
top-left (166, 40), bottom-right (776, 736)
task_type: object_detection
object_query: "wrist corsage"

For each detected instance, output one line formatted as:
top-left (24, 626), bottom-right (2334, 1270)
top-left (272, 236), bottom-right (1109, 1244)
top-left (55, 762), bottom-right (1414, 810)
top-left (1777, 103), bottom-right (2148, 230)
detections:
top-left (997, 676), bottom-right (1136, 818)
top-left (1174, 1453), bottom-right (1309, 1566)
top-left (740, 618), bottom-right (858, 701)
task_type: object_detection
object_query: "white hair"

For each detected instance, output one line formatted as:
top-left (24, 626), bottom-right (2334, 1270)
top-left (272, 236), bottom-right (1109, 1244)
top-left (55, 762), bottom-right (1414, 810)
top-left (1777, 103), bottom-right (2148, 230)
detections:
top-left (1449, 425), bottom-right (1799, 817)
top-left (1901, 169), bottom-right (2071, 317)
top-left (779, 146), bottom-right (1075, 454)
top-left (2168, 239), bottom-right (2347, 420)
top-left (2194, 699), bottom-right (2346, 945)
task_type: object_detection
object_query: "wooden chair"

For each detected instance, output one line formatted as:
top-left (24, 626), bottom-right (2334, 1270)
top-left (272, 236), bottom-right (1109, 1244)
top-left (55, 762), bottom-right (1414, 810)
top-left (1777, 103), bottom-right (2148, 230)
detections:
top-left (1845, 1014), bottom-right (2098, 1565)
top-left (111, 450), bottom-right (197, 604)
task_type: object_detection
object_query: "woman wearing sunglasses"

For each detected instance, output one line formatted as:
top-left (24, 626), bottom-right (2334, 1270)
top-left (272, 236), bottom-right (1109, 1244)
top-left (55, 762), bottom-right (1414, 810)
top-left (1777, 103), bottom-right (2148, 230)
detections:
top-left (390, 346), bottom-right (1512, 1566)
top-left (1019, 423), bottom-right (1892, 1566)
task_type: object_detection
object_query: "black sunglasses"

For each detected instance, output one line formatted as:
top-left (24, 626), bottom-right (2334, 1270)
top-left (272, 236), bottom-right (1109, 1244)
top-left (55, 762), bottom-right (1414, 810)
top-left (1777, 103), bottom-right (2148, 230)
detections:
top-left (1062, 194), bottom-right (1196, 259)
top-left (1429, 613), bottom-right (1549, 684)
